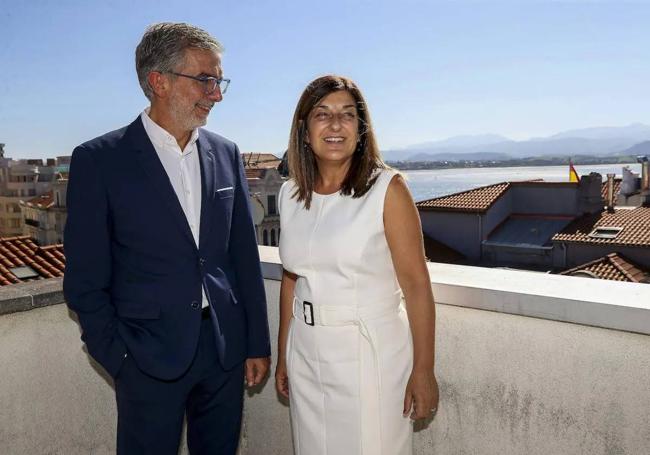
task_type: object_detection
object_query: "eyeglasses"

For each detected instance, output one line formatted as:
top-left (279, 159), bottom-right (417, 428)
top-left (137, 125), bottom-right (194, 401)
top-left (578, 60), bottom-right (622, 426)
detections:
top-left (168, 72), bottom-right (230, 95)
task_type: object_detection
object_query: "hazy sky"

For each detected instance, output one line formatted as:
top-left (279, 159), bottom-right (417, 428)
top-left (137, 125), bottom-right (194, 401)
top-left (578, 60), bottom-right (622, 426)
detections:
top-left (1, 0), bottom-right (649, 158)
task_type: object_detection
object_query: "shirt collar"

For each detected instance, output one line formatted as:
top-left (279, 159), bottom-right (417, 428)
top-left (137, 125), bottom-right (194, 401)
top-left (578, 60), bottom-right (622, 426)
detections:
top-left (140, 108), bottom-right (199, 153)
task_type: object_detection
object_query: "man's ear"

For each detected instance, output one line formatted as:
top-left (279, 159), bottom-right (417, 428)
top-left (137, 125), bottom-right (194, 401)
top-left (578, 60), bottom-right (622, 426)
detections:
top-left (147, 71), bottom-right (170, 98)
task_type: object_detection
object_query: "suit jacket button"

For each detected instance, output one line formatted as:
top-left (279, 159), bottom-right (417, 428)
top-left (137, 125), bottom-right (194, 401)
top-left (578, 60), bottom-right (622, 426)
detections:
top-left (191, 301), bottom-right (200, 309)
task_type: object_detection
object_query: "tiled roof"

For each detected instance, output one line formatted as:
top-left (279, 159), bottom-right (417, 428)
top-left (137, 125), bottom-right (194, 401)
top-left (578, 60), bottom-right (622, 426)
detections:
top-left (24, 190), bottom-right (54, 209)
top-left (415, 179), bottom-right (557, 213)
top-left (422, 233), bottom-right (466, 264)
top-left (552, 207), bottom-right (650, 248)
top-left (0, 236), bottom-right (65, 286)
top-left (416, 182), bottom-right (512, 213)
top-left (559, 253), bottom-right (650, 283)
top-left (241, 153), bottom-right (281, 170)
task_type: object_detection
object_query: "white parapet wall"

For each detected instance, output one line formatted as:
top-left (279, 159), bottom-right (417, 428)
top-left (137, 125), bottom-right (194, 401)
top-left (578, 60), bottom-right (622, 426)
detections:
top-left (254, 246), bottom-right (650, 455)
top-left (0, 247), bottom-right (649, 454)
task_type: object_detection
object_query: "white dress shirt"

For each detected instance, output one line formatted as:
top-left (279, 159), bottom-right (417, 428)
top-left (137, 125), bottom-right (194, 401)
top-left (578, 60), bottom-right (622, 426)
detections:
top-left (141, 109), bottom-right (208, 308)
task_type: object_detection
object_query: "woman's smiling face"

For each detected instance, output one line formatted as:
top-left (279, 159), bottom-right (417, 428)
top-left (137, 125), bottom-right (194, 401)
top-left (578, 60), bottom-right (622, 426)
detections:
top-left (306, 90), bottom-right (360, 166)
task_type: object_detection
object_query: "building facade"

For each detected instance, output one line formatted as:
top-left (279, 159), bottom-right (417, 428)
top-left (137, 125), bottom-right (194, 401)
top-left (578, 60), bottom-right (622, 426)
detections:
top-left (0, 153), bottom-right (69, 237)
top-left (21, 173), bottom-right (68, 245)
top-left (242, 153), bottom-right (286, 246)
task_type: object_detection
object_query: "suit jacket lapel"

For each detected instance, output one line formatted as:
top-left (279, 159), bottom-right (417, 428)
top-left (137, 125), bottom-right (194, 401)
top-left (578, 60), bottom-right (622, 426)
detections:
top-left (128, 119), bottom-right (197, 250)
top-left (198, 132), bottom-right (215, 253)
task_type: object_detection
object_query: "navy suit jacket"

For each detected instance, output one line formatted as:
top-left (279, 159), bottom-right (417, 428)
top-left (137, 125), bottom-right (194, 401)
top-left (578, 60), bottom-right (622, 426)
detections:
top-left (63, 117), bottom-right (270, 380)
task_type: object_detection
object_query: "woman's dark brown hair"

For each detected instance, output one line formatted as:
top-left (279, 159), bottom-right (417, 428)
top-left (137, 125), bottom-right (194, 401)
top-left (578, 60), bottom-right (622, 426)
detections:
top-left (287, 75), bottom-right (390, 209)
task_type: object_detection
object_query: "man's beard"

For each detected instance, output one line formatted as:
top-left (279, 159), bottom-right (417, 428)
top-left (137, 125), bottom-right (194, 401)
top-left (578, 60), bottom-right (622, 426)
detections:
top-left (169, 91), bottom-right (208, 132)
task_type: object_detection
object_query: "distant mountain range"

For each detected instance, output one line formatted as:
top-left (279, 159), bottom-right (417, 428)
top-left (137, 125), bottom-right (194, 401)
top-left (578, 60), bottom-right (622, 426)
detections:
top-left (383, 123), bottom-right (650, 162)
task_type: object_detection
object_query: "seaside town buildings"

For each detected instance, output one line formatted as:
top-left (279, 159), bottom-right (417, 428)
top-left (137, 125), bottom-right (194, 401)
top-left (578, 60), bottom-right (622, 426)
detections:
top-left (20, 172), bottom-right (68, 246)
top-left (0, 141), bottom-right (646, 285)
top-left (0, 144), bottom-right (69, 239)
top-left (416, 163), bottom-right (650, 283)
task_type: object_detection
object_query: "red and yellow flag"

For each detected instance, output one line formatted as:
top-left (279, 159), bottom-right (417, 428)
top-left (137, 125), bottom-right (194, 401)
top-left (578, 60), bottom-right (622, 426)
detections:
top-left (569, 161), bottom-right (579, 182)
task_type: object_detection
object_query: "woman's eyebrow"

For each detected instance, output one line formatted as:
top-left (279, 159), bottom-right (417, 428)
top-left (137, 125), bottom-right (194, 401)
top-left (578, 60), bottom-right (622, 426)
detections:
top-left (314, 104), bottom-right (357, 109)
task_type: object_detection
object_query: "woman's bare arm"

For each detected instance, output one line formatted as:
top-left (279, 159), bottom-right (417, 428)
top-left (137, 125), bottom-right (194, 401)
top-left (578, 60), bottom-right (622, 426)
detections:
top-left (384, 174), bottom-right (439, 420)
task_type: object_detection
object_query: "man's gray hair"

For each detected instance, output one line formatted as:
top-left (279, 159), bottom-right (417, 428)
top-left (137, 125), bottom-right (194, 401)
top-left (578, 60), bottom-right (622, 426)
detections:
top-left (135, 22), bottom-right (224, 101)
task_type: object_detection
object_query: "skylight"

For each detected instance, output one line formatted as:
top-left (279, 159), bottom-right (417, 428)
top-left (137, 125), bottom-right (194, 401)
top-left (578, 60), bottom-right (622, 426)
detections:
top-left (9, 266), bottom-right (40, 280)
top-left (588, 227), bottom-right (622, 239)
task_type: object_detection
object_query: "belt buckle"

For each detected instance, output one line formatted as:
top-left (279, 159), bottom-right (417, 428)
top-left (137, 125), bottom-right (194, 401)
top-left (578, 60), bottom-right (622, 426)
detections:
top-left (303, 301), bottom-right (314, 326)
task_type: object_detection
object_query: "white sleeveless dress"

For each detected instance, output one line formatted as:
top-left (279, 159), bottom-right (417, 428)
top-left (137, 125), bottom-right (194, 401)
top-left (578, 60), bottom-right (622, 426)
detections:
top-left (279, 169), bottom-right (413, 455)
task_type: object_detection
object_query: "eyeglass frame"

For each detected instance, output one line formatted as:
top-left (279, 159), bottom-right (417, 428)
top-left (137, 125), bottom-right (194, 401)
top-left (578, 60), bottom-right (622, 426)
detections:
top-left (167, 72), bottom-right (230, 95)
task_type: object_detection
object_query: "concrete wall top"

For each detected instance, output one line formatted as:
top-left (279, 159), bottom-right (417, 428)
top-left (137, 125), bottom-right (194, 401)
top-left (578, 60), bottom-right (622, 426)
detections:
top-left (259, 245), bottom-right (650, 335)
top-left (2, 247), bottom-right (648, 336)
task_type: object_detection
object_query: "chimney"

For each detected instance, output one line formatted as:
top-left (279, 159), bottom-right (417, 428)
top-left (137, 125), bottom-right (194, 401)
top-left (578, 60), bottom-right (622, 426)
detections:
top-left (642, 160), bottom-right (650, 192)
top-left (577, 172), bottom-right (604, 214)
top-left (606, 173), bottom-right (615, 211)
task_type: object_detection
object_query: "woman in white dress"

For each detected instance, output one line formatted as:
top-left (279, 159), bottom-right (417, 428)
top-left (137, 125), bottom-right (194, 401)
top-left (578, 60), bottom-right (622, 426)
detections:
top-left (275, 75), bottom-right (438, 455)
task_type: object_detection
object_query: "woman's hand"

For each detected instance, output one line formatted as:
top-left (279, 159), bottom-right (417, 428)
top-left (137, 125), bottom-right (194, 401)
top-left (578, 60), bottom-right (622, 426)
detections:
top-left (276, 269), bottom-right (297, 400)
top-left (275, 358), bottom-right (290, 399)
top-left (403, 369), bottom-right (439, 420)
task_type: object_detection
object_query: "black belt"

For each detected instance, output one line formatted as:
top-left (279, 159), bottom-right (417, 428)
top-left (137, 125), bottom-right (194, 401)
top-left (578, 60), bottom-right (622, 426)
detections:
top-left (201, 306), bottom-right (211, 320)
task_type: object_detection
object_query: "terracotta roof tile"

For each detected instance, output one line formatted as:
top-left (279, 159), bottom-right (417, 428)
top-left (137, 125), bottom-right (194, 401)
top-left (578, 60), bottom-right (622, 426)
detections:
top-left (416, 182), bottom-right (512, 213)
top-left (24, 190), bottom-right (54, 209)
top-left (415, 179), bottom-right (557, 213)
top-left (559, 253), bottom-right (650, 283)
top-left (552, 207), bottom-right (650, 248)
top-left (0, 236), bottom-right (65, 285)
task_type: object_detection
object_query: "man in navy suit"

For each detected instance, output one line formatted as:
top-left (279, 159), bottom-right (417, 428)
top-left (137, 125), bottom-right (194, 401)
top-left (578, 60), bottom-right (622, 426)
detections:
top-left (63, 23), bottom-right (271, 454)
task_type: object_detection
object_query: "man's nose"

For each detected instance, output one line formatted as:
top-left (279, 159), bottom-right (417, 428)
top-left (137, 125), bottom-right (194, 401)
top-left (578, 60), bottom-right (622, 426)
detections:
top-left (207, 88), bottom-right (223, 102)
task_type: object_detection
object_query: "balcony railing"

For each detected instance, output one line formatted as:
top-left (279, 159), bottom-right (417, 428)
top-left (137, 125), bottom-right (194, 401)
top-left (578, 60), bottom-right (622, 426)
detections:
top-left (0, 246), bottom-right (648, 454)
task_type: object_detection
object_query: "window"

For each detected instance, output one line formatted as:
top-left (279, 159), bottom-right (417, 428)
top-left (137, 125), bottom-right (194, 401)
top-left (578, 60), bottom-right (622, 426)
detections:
top-left (10, 218), bottom-right (21, 228)
top-left (263, 229), bottom-right (268, 246)
top-left (270, 229), bottom-right (276, 246)
top-left (588, 226), bottom-right (622, 239)
top-left (267, 194), bottom-right (277, 216)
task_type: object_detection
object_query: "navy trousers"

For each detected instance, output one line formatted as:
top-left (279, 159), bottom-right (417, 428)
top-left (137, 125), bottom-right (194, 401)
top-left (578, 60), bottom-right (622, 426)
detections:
top-left (115, 316), bottom-right (245, 455)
